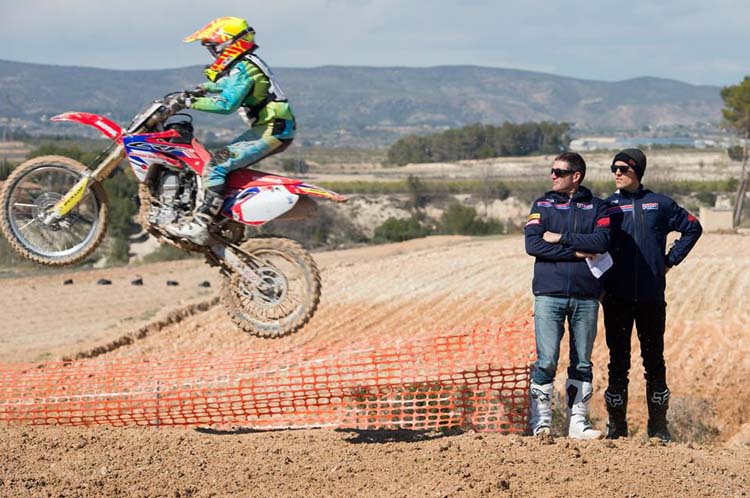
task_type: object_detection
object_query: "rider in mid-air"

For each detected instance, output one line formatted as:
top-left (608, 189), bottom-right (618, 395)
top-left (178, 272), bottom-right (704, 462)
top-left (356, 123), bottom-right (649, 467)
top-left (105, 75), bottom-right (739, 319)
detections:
top-left (166, 16), bottom-right (296, 245)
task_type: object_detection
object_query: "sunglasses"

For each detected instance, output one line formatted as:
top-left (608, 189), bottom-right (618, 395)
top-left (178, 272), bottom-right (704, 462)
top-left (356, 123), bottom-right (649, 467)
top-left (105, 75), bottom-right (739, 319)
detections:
top-left (611, 165), bottom-right (632, 174)
top-left (550, 168), bottom-right (575, 177)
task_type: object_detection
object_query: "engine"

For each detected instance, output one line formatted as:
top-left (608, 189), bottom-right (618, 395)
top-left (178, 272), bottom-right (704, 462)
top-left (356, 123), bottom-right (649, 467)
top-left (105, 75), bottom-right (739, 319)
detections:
top-left (146, 170), bottom-right (197, 228)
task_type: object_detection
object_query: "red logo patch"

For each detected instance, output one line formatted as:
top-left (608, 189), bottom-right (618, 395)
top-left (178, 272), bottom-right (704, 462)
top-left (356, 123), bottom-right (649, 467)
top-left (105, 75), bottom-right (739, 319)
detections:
top-left (688, 213), bottom-right (697, 222)
top-left (596, 216), bottom-right (611, 228)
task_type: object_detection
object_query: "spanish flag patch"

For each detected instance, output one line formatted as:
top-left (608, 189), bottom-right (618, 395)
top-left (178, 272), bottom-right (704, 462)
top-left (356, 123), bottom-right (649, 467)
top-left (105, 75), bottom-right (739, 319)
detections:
top-left (526, 213), bottom-right (541, 227)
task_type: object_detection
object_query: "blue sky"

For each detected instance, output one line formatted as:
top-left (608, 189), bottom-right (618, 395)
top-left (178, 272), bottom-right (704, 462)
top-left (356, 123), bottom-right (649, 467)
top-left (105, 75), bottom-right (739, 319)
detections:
top-left (1, 0), bottom-right (748, 86)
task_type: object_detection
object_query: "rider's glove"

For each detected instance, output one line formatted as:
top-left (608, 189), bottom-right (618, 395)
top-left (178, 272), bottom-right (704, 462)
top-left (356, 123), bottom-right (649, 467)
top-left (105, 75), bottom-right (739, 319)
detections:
top-left (166, 93), bottom-right (194, 113)
top-left (188, 86), bottom-right (207, 97)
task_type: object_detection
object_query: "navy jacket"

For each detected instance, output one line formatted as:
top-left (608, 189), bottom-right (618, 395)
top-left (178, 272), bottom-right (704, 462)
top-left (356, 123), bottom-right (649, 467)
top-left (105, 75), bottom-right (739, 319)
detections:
top-left (604, 186), bottom-right (702, 303)
top-left (525, 186), bottom-right (611, 299)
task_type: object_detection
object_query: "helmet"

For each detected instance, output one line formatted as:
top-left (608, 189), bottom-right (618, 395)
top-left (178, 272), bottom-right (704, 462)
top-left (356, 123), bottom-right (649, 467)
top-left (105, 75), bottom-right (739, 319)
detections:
top-left (184, 17), bottom-right (256, 81)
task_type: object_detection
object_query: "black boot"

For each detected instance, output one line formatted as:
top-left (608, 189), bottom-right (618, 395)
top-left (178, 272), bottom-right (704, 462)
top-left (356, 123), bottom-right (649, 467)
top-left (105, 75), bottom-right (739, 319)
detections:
top-left (165, 189), bottom-right (225, 245)
top-left (646, 384), bottom-right (672, 442)
top-left (604, 385), bottom-right (628, 439)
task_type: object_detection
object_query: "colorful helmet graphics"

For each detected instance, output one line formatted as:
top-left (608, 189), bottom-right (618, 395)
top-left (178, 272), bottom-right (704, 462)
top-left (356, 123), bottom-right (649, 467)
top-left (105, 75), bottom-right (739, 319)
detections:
top-left (184, 17), bottom-right (256, 81)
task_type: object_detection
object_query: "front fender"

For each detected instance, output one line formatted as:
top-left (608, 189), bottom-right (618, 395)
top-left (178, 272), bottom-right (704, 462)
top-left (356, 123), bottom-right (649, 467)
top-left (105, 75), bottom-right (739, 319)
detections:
top-left (51, 112), bottom-right (123, 141)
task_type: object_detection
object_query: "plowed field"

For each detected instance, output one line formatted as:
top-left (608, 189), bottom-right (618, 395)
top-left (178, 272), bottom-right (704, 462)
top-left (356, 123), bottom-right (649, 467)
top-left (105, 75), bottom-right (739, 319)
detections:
top-left (1, 233), bottom-right (749, 497)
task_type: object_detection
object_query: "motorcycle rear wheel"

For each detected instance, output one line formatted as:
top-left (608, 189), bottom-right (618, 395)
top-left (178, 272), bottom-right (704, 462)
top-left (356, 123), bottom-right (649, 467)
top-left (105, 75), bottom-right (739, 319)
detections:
top-left (220, 237), bottom-right (321, 338)
top-left (0, 155), bottom-right (109, 266)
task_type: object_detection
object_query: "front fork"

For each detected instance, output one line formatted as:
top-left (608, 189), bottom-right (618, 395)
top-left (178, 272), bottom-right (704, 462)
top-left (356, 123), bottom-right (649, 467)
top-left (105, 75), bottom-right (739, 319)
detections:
top-left (210, 243), bottom-right (262, 286)
top-left (44, 144), bottom-right (126, 224)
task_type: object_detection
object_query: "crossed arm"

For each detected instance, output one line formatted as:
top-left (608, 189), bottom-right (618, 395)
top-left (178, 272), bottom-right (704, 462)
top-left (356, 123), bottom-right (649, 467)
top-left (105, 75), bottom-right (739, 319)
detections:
top-left (525, 203), bottom-right (610, 259)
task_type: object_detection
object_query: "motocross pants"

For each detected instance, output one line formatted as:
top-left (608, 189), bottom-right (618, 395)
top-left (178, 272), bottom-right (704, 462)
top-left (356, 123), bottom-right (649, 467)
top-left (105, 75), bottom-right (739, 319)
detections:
top-left (204, 118), bottom-right (295, 193)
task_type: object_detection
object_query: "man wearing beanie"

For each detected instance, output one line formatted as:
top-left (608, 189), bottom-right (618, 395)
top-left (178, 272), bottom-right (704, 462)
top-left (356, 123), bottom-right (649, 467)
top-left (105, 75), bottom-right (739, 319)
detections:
top-left (602, 148), bottom-right (703, 442)
top-left (525, 152), bottom-right (611, 439)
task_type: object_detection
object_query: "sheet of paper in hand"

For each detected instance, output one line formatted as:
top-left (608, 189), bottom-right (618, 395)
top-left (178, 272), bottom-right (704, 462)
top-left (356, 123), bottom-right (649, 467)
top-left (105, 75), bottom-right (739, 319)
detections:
top-left (586, 252), bottom-right (613, 279)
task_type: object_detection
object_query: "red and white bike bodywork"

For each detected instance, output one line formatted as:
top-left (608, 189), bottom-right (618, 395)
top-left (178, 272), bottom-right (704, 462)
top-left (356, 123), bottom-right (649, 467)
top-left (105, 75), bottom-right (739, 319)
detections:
top-left (0, 96), bottom-right (345, 338)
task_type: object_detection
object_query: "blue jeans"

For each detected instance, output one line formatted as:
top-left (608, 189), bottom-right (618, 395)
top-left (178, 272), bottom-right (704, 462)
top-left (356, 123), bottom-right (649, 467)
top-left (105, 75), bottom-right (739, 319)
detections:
top-left (532, 295), bottom-right (599, 385)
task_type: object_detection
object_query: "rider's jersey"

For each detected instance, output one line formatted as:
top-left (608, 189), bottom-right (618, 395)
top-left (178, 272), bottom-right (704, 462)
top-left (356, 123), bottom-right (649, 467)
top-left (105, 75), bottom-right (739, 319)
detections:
top-left (190, 53), bottom-right (294, 129)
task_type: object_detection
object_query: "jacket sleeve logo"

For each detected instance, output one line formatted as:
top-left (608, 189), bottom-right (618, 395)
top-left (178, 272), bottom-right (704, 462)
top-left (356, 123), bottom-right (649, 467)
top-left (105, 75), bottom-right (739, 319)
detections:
top-left (526, 213), bottom-right (541, 226)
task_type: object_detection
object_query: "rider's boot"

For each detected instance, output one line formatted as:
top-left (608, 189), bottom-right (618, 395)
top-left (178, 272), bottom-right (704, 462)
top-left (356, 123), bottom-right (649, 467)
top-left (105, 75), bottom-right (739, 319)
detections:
top-left (566, 379), bottom-right (602, 439)
top-left (529, 381), bottom-right (554, 436)
top-left (166, 190), bottom-right (225, 246)
top-left (604, 385), bottom-right (629, 439)
top-left (646, 383), bottom-right (672, 442)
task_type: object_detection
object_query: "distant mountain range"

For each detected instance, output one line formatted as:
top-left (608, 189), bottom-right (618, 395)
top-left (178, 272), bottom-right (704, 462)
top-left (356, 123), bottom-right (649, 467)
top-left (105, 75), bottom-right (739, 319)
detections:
top-left (0, 59), bottom-right (723, 146)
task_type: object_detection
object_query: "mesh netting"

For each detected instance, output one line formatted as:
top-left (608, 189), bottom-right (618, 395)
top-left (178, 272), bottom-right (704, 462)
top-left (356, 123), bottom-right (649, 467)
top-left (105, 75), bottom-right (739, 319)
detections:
top-left (0, 323), bottom-right (534, 433)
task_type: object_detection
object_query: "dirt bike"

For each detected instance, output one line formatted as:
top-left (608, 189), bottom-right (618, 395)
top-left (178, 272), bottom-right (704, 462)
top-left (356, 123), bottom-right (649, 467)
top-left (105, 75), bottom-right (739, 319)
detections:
top-left (0, 92), bottom-right (346, 338)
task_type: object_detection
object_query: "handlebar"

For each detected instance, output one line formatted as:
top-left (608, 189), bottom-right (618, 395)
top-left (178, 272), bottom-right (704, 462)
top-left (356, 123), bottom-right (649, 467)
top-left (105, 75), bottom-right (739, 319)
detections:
top-left (128, 88), bottom-right (205, 133)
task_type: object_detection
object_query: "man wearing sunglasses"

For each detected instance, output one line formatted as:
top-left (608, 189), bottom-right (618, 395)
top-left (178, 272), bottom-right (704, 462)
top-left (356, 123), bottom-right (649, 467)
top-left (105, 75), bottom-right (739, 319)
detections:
top-left (525, 152), bottom-right (611, 439)
top-left (602, 148), bottom-right (702, 442)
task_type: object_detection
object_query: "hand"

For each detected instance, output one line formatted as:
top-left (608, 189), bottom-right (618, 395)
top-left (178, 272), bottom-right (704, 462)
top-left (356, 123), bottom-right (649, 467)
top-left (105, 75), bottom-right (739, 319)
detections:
top-left (166, 92), bottom-right (193, 113)
top-left (575, 251), bottom-right (597, 259)
top-left (187, 86), bottom-right (207, 97)
top-left (543, 231), bottom-right (562, 244)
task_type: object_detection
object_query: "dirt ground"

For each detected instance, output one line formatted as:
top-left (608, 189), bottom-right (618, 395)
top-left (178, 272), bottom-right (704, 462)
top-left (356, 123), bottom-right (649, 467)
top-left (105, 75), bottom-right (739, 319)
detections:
top-left (1, 234), bottom-right (749, 496)
top-left (1, 426), bottom-right (748, 498)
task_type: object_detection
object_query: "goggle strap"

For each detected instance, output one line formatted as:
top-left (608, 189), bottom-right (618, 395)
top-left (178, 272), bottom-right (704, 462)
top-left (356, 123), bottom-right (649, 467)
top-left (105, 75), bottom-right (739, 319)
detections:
top-left (215, 27), bottom-right (255, 54)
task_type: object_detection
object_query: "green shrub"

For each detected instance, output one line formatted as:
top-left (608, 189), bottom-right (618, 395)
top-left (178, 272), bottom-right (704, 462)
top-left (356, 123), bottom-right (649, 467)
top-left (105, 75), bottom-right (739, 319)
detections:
top-left (668, 397), bottom-right (720, 444)
top-left (728, 145), bottom-right (746, 162)
top-left (407, 175), bottom-right (430, 209)
top-left (695, 191), bottom-right (717, 207)
top-left (27, 142), bottom-right (102, 165)
top-left (373, 216), bottom-right (431, 243)
top-left (102, 168), bottom-right (140, 263)
top-left (439, 203), bottom-right (504, 236)
top-left (108, 237), bottom-right (130, 264)
top-left (0, 159), bottom-right (15, 180)
top-left (387, 121), bottom-right (571, 165)
top-left (142, 243), bottom-right (194, 263)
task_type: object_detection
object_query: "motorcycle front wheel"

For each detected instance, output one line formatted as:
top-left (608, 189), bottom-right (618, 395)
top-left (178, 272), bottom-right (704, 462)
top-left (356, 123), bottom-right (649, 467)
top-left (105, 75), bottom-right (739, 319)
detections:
top-left (220, 237), bottom-right (321, 338)
top-left (0, 155), bottom-right (109, 266)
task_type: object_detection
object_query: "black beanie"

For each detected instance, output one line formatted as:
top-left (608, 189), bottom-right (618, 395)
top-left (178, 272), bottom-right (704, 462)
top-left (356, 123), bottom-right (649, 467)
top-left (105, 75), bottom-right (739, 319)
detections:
top-left (613, 148), bottom-right (647, 180)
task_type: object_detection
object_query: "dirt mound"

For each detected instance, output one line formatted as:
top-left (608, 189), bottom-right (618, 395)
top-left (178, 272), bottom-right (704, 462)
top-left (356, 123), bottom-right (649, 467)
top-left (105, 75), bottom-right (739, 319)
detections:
top-left (1, 426), bottom-right (748, 498)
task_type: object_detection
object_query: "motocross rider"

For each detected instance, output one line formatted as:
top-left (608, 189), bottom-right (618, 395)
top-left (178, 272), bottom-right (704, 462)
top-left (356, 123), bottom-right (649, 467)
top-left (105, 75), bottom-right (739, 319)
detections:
top-left (165, 16), bottom-right (296, 245)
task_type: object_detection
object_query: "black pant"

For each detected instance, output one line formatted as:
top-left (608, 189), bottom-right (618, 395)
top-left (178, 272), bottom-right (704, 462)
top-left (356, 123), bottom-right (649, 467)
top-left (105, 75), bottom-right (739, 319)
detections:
top-left (603, 295), bottom-right (667, 389)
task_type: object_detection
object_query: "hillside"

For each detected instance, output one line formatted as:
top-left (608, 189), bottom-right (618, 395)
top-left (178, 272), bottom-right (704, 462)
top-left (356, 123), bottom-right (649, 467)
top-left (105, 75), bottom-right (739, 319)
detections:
top-left (0, 60), bottom-right (722, 146)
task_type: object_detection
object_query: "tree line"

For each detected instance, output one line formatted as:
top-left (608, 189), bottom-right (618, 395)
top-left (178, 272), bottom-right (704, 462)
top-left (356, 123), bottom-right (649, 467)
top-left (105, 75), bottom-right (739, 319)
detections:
top-left (386, 121), bottom-right (571, 165)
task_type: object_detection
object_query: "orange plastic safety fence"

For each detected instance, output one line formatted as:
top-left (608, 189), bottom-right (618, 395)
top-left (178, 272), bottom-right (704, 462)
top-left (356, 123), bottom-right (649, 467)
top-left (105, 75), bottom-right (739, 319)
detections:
top-left (0, 323), bottom-right (535, 433)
